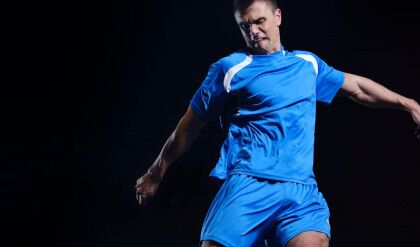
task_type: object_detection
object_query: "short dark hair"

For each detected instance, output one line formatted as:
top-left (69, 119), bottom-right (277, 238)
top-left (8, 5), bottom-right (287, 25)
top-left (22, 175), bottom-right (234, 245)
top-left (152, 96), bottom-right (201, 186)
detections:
top-left (233, 0), bottom-right (279, 14)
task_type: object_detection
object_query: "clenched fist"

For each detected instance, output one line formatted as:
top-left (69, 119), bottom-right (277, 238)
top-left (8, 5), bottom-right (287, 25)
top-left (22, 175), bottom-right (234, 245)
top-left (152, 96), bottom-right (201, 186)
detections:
top-left (135, 170), bottom-right (162, 206)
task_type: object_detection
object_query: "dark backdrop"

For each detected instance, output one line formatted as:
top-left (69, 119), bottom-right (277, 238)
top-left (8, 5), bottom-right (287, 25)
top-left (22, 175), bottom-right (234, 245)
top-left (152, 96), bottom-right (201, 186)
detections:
top-left (3, 0), bottom-right (420, 246)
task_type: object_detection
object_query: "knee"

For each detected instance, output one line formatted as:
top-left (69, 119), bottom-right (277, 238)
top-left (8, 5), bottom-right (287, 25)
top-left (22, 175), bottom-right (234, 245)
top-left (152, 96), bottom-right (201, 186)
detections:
top-left (316, 233), bottom-right (329, 245)
top-left (306, 232), bottom-right (329, 246)
top-left (286, 231), bottom-right (329, 247)
top-left (201, 240), bottom-right (224, 247)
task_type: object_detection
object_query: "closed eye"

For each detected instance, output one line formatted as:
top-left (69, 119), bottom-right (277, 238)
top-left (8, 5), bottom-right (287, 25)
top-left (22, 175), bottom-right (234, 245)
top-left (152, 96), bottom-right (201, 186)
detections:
top-left (239, 18), bottom-right (266, 30)
top-left (254, 18), bottom-right (265, 25)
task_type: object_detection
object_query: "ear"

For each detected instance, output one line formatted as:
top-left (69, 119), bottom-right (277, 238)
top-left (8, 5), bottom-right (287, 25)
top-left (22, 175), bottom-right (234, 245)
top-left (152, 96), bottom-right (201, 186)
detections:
top-left (275, 8), bottom-right (282, 27)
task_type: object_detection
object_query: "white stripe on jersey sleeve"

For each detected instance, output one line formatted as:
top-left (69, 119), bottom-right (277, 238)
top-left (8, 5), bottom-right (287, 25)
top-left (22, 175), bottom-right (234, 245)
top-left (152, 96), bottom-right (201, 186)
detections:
top-left (223, 55), bottom-right (253, 93)
top-left (295, 54), bottom-right (318, 75)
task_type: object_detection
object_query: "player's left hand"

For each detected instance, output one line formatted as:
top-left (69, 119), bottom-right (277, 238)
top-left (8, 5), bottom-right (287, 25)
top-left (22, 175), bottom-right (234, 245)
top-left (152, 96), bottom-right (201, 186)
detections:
top-left (408, 99), bottom-right (420, 140)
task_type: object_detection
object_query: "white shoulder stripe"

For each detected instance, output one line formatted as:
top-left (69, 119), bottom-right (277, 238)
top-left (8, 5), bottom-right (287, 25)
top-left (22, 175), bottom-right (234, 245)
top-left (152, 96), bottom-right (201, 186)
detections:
top-left (223, 55), bottom-right (253, 93)
top-left (295, 54), bottom-right (318, 75)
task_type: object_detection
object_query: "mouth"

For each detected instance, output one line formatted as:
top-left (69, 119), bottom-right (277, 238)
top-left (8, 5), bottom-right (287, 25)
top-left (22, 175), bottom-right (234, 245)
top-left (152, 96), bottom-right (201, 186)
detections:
top-left (252, 37), bottom-right (267, 44)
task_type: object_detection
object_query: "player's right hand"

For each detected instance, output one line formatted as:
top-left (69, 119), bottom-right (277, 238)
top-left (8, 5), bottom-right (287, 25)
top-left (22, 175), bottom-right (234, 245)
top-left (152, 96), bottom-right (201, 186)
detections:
top-left (135, 170), bottom-right (161, 206)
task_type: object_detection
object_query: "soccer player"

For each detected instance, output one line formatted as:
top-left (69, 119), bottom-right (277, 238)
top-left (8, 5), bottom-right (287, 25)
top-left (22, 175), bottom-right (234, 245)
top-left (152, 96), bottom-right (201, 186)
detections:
top-left (135, 0), bottom-right (420, 246)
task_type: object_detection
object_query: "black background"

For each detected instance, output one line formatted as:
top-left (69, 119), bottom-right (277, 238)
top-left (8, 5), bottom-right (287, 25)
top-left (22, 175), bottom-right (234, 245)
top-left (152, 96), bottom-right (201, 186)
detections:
top-left (3, 0), bottom-right (420, 246)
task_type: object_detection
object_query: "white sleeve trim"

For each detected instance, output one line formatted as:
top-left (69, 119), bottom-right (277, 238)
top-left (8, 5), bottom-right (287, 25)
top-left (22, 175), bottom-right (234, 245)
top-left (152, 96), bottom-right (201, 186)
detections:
top-left (223, 55), bottom-right (253, 93)
top-left (295, 54), bottom-right (318, 75)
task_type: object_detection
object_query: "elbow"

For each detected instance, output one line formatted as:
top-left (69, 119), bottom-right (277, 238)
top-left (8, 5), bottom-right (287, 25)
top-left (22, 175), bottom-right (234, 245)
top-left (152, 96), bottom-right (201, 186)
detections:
top-left (347, 75), bottom-right (373, 104)
top-left (349, 84), bottom-right (375, 106)
top-left (350, 91), bottom-right (379, 108)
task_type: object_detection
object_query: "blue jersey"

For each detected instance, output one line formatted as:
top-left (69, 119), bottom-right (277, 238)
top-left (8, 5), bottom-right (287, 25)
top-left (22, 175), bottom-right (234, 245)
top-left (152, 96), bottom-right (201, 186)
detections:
top-left (190, 47), bottom-right (344, 184)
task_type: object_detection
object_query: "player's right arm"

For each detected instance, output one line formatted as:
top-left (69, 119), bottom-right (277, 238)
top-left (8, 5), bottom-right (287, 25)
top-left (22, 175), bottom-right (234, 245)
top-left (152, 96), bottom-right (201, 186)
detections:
top-left (135, 106), bottom-right (206, 206)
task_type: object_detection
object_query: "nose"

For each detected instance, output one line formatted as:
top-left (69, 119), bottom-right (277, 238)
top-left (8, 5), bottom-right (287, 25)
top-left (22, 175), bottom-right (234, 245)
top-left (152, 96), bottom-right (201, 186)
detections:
top-left (249, 23), bottom-right (259, 35)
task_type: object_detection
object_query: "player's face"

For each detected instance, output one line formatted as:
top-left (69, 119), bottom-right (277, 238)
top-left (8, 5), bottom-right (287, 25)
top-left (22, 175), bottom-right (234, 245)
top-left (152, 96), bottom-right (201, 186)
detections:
top-left (234, 1), bottom-right (281, 54)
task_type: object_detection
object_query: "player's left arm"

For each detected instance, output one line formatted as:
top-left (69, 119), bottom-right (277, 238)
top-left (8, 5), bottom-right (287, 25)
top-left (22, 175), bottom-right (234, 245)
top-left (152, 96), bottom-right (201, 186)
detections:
top-left (338, 72), bottom-right (420, 139)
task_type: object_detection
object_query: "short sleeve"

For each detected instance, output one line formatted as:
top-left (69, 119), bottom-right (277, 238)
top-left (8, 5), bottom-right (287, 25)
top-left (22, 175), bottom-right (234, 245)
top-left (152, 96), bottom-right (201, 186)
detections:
top-left (313, 54), bottom-right (345, 103)
top-left (190, 62), bottom-right (229, 121)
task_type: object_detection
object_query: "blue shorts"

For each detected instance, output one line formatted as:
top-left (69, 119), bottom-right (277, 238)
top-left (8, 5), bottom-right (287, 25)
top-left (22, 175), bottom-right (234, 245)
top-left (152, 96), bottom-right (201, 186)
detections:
top-left (200, 174), bottom-right (330, 247)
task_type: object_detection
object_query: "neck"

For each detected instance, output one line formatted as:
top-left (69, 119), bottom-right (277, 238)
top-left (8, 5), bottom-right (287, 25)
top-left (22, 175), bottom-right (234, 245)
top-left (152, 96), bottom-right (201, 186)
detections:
top-left (247, 42), bottom-right (283, 55)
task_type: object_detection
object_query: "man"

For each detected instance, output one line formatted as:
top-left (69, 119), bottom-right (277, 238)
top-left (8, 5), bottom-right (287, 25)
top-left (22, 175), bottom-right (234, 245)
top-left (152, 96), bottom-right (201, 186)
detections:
top-left (135, 0), bottom-right (420, 246)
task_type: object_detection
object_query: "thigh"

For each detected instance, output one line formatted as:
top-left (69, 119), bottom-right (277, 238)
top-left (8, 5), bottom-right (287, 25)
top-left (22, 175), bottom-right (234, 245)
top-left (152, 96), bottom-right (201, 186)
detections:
top-left (200, 174), bottom-right (281, 247)
top-left (201, 240), bottom-right (269, 247)
top-left (286, 231), bottom-right (329, 247)
top-left (201, 240), bottom-right (224, 247)
top-left (266, 183), bottom-right (331, 247)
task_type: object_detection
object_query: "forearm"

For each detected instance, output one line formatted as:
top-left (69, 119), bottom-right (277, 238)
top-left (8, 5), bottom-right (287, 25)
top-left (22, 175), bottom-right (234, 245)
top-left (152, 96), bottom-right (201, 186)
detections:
top-left (345, 73), bottom-right (418, 112)
top-left (148, 108), bottom-right (205, 178)
top-left (149, 127), bottom-right (197, 178)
